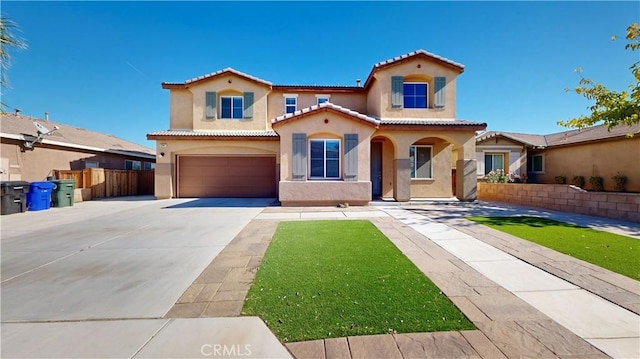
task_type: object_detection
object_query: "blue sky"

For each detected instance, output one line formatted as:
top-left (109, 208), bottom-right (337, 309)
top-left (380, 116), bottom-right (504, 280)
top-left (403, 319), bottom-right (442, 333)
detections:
top-left (3, 1), bottom-right (638, 149)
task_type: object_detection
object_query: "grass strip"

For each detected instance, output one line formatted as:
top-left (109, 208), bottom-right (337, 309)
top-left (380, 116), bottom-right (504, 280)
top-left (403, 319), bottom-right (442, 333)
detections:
top-left (468, 216), bottom-right (640, 280)
top-left (242, 220), bottom-right (474, 342)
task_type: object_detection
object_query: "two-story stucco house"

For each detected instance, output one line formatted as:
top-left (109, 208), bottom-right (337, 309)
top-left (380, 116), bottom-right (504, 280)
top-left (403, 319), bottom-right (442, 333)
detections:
top-left (147, 50), bottom-right (486, 205)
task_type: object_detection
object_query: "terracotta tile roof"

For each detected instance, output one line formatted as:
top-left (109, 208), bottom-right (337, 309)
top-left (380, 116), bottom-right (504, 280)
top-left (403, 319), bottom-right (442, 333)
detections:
top-left (477, 123), bottom-right (640, 148)
top-left (271, 102), bottom-right (380, 126)
top-left (372, 49), bottom-right (465, 72)
top-left (162, 68), bottom-right (272, 89)
top-left (1, 113), bottom-right (155, 158)
top-left (147, 130), bottom-right (278, 138)
top-left (378, 118), bottom-right (486, 127)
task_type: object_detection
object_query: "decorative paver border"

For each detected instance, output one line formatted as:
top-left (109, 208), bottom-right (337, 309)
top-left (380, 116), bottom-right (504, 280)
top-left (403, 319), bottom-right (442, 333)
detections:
top-left (166, 208), bottom-right (611, 359)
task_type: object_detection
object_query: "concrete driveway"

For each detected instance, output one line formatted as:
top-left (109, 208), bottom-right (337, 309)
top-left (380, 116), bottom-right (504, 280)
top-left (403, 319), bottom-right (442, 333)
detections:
top-left (1, 197), bottom-right (273, 322)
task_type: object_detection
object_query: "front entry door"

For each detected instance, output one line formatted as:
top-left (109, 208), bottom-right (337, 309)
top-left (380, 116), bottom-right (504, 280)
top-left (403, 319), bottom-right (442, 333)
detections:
top-left (371, 142), bottom-right (382, 197)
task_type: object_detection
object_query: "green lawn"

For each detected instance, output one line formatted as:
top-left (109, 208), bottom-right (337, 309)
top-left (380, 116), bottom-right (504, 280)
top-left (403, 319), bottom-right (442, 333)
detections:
top-left (242, 220), bottom-right (474, 342)
top-left (468, 216), bottom-right (640, 280)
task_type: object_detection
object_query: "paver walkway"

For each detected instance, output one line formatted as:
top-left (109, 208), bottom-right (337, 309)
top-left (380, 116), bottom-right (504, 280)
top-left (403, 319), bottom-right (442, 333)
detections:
top-left (167, 202), bottom-right (640, 359)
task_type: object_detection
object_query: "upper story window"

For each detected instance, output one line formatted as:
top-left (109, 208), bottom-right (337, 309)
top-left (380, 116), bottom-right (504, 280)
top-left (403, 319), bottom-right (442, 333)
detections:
top-left (309, 139), bottom-right (340, 179)
top-left (284, 94), bottom-right (298, 114)
top-left (220, 96), bottom-right (243, 119)
top-left (316, 94), bottom-right (331, 105)
top-left (392, 76), bottom-right (446, 109)
top-left (403, 82), bottom-right (428, 109)
top-left (410, 145), bottom-right (433, 179)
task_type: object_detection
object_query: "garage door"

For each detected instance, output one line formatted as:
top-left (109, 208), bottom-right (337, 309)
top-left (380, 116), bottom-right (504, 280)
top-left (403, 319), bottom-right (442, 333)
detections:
top-left (178, 156), bottom-right (276, 198)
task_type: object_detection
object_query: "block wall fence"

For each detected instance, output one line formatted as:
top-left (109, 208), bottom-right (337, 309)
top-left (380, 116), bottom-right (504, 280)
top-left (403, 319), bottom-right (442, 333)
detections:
top-left (477, 183), bottom-right (640, 223)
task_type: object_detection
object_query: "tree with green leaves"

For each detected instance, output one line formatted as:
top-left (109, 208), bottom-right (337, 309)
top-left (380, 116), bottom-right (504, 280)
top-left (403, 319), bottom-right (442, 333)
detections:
top-left (559, 23), bottom-right (639, 130)
top-left (1, 17), bottom-right (27, 113)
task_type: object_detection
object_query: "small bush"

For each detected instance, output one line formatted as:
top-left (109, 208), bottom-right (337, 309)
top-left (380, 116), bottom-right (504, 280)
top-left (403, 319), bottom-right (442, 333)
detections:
top-left (554, 175), bottom-right (567, 184)
top-left (589, 176), bottom-right (604, 191)
top-left (571, 175), bottom-right (585, 188)
top-left (485, 169), bottom-right (510, 183)
top-left (612, 173), bottom-right (627, 192)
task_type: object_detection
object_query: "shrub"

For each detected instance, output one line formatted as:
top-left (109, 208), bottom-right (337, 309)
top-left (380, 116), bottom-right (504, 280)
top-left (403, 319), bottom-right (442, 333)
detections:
top-left (571, 175), bottom-right (585, 188)
top-left (509, 172), bottom-right (528, 183)
top-left (554, 175), bottom-right (567, 184)
top-left (485, 169), bottom-right (510, 183)
top-left (589, 176), bottom-right (604, 191)
top-left (612, 173), bottom-right (627, 192)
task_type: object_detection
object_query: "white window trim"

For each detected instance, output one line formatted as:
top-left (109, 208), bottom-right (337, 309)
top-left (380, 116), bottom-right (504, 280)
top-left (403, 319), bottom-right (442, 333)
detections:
top-left (484, 152), bottom-right (506, 175)
top-left (315, 94), bottom-right (331, 105)
top-left (530, 154), bottom-right (545, 174)
top-left (219, 95), bottom-right (244, 119)
top-left (410, 145), bottom-right (433, 180)
top-left (308, 139), bottom-right (341, 180)
top-left (283, 93), bottom-right (298, 114)
top-left (144, 162), bottom-right (156, 170)
top-left (403, 82), bottom-right (429, 109)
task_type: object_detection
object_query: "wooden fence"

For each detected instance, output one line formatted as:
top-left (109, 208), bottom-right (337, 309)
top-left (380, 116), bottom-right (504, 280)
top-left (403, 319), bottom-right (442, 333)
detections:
top-left (52, 169), bottom-right (154, 199)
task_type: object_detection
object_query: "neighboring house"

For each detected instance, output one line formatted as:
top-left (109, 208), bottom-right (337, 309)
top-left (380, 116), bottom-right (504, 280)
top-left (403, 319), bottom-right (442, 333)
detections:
top-left (476, 124), bottom-right (640, 192)
top-left (1, 112), bottom-right (156, 182)
top-left (148, 50), bottom-right (487, 205)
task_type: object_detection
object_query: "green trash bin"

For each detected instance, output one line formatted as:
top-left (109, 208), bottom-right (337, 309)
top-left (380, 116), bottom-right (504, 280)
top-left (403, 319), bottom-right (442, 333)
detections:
top-left (50, 179), bottom-right (76, 207)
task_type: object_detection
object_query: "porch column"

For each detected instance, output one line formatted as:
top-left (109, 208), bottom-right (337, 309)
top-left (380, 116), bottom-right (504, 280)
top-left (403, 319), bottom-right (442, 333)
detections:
top-left (455, 136), bottom-right (478, 201)
top-left (394, 158), bottom-right (411, 202)
top-left (456, 159), bottom-right (477, 201)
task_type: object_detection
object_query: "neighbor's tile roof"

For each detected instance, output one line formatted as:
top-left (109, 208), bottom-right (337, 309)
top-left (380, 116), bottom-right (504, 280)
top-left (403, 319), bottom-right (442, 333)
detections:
top-left (271, 102), bottom-right (380, 126)
top-left (147, 130), bottom-right (278, 138)
top-left (477, 123), bottom-right (640, 148)
top-left (1, 113), bottom-right (155, 158)
top-left (476, 131), bottom-right (548, 147)
top-left (162, 68), bottom-right (272, 88)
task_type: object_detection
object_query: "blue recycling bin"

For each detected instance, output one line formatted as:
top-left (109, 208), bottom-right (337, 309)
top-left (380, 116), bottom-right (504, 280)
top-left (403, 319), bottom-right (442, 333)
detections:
top-left (27, 181), bottom-right (56, 211)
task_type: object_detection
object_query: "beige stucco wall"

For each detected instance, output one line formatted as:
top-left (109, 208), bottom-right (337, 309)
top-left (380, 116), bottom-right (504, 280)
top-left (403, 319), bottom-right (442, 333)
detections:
top-left (366, 58), bottom-right (459, 119)
top-left (153, 139), bottom-right (280, 199)
top-left (409, 139), bottom-right (453, 198)
top-left (267, 90), bottom-right (367, 120)
top-left (534, 138), bottom-right (640, 192)
top-left (170, 89), bottom-right (193, 130)
top-left (183, 74), bottom-right (271, 131)
top-left (1, 140), bottom-right (153, 182)
top-left (274, 110), bottom-right (376, 205)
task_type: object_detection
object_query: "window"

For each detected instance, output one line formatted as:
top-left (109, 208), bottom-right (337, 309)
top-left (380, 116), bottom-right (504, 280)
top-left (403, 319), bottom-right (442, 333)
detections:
top-left (125, 160), bottom-right (142, 171)
top-left (220, 96), bottom-right (243, 119)
top-left (309, 139), bottom-right (340, 179)
top-left (85, 161), bottom-right (99, 169)
top-left (284, 94), bottom-right (298, 114)
top-left (316, 94), bottom-right (331, 105)
top-left (404, 82), bottom-right (428, 108)
top-left (410, 146), bottom-right (433, 179)
top-left (144, 162), bottom-right (155, 170)
top-left (484, 153), bottom-right (504, 175)
top-left (528, 154), bottom-right (544, 173)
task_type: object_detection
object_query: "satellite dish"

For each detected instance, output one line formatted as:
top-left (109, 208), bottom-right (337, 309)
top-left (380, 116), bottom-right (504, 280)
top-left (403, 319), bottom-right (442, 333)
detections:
top-left (33, 122), bottom-right (59, 136)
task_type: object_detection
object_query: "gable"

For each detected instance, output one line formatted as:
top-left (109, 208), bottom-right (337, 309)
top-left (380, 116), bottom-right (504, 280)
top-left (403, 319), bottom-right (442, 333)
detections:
top-left (162, 68), bottom-right (272, 89)
top-left (271, 102), bottom-right (379, 129)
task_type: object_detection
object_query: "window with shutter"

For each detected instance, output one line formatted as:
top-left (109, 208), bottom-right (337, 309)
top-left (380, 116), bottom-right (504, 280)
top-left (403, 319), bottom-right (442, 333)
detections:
top-left (243, 92), bottom-right (254, 119)
top-left (292, 133), bottom-right (307, 180)
top-left (391, 76), bottom-right (403, 108)
top-left (434, 77), bottom-right (446, 108)
top-left (344, 134), bottom-right (358, 181)
top-left (205, 92), bottom-right (217, 119)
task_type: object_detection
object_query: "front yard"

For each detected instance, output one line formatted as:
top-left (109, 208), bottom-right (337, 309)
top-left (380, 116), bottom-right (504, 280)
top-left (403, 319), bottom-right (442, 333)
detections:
top-left (242, 220), bottom-right (474, 342)
top-left (468, 216), bottom-right (640, 280)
